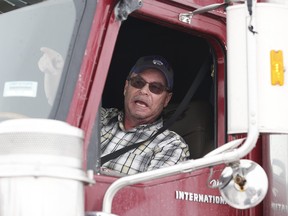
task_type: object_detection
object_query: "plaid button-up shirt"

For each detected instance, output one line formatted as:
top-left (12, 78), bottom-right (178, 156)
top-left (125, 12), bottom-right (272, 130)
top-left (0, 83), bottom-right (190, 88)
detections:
top-left (101, 108), bottom-right (190, 175)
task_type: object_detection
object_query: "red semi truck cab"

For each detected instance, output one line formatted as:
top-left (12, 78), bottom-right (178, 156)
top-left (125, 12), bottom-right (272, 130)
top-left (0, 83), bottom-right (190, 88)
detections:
top-left (0, 0), bottom-right (288, 215)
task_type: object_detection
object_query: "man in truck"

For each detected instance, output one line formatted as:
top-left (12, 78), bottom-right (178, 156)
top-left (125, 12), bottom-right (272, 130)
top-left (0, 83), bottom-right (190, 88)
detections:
top-left (100, 55), bottom-right (190, 175)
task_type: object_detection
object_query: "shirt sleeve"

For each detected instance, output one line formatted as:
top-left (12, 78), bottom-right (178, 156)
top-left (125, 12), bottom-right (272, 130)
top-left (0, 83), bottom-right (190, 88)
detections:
top-left (101, 107), bottom-right (119, 126)
top-left (147, 131), bottom-right (190, 171)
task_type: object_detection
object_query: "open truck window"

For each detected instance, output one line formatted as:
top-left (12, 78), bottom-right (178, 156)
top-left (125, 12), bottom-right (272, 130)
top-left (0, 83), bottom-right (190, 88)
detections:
top-left (101, 16), bottom-right (216, 162)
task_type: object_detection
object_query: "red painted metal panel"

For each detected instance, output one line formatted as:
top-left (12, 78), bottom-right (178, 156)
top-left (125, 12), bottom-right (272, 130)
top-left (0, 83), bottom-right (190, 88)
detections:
top-left (85, 167), bottom-right (239, 215)
top-left (66, 0), bottom-right (120, 164)
top-left (67, 0), bottom-right (117, 127)
top-left (137, 0), bottom-right (226, 43)
top-left (167, 0), bottom-right (227, 18)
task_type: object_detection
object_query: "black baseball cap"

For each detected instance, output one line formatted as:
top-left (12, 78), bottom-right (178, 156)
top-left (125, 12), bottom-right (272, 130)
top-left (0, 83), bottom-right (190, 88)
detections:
top-left (129, 55), bottom-right (174, 91)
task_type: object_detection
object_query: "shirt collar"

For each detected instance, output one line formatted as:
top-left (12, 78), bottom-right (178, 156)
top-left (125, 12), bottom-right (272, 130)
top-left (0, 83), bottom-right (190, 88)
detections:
top-left (117, 110), bottom-right (163, 132)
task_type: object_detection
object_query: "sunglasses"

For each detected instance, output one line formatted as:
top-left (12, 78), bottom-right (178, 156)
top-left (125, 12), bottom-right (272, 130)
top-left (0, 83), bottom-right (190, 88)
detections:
top-left (128, 75), bottom-right (170, 95)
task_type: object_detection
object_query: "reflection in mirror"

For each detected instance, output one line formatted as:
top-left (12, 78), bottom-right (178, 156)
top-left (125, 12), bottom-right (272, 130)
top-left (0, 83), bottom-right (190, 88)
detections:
top-left (38, 47), bottom-right (64, 105)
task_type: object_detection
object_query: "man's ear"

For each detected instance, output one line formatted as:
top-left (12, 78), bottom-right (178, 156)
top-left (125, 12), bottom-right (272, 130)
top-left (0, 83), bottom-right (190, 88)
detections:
top-left (164, 92), bottom-right (172, 107)
top-left (123, 80), bottom-right (129, 96)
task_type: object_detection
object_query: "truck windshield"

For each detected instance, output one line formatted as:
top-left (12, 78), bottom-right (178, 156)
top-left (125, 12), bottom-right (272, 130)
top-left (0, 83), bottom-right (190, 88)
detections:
top-left (0, 0), bottom-right (77, 121)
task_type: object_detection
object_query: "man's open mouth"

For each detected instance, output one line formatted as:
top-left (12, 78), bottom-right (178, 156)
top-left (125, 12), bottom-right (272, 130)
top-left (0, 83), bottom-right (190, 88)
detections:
top-left (135, 100), bottom-right (148, 107)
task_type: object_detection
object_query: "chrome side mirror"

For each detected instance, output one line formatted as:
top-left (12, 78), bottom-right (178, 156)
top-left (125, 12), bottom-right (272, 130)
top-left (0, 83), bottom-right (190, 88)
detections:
top-left (219, 159), bottom-right (268, 209)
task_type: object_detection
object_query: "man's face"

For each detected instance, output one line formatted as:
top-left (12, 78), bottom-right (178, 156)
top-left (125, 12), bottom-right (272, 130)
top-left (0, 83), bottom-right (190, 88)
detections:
top-left (123, 68), bottom-right (172, 127)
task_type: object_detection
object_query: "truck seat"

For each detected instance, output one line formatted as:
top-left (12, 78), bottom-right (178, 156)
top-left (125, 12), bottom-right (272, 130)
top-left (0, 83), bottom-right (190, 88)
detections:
top-left (163, 100), bottom-right (214, 159)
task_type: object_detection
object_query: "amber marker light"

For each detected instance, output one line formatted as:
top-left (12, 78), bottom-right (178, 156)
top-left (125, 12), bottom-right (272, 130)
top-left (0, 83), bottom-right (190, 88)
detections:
top-left (270, 50), bottom-right (284, 86)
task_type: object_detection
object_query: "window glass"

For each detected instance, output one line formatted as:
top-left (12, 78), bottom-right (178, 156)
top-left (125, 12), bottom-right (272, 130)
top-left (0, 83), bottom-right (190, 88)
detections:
top-left (0, 0), bottom-right (77, 121)
top-left (0, 0), bottom-right (44, 14)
